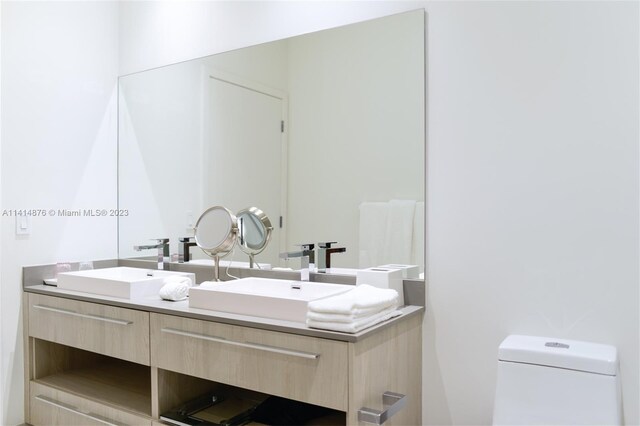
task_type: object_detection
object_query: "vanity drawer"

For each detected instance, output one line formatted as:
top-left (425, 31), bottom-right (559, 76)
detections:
top-left (30, 381), bottom-right (152, 426)
top-left (150, 313), bottom-right (348, 411)
top-left (28, 294), bottom-right (150, 365)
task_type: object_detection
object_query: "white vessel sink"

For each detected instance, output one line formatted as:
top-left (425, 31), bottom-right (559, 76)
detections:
top-left (189, 277), bottom-right (352, 323)
top-left (57, 267), bottom-right (195, 299)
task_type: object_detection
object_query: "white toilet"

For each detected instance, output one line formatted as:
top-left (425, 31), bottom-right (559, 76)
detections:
top-left (493, 335), bottom-right (621, 425)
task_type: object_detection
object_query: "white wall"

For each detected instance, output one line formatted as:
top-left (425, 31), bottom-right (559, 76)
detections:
top-left (424, 2), bottom-right (638, 424)
top-left (118, 1), bottom-right (401, 77)
top-left (0, 1), bottom-right (3, 422)
top-left (0, 2), bottom-right (119, 424)
top-left (119, 2), bottom-right (639, 425)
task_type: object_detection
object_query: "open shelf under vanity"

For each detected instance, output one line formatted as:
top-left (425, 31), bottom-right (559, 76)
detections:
top-left (30, 339), bottom-right (152, 420)
top-left (156, 368), bottom-right (346, 426)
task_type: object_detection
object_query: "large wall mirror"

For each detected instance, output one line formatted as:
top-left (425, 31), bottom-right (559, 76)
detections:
top-left (118, 9), bottom-right (425, 276)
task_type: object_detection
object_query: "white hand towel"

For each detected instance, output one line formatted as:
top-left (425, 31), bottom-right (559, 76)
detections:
top-left (307, 307), bottom-right (402, 333)
top-left (306, 305), bottom-right (393, 323)
top-left (382, 199), bottom-right (416, 265)
top-left (307, 284), bottom-right (398, 315)
top-left (358, 202), bottom-right (388, 268)
top-left (159, 279), bottom-right (189, 301)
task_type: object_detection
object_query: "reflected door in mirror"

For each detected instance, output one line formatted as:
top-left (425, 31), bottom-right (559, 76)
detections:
top-left (205, 72), bottom-right (286, 266)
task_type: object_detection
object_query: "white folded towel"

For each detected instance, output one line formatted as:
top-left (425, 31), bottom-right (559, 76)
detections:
top-left (307, 306), bottom-right (402, 333)
top-left (159, 277), bottom-right (190, 301)
top-left (307, 284), bottom-right (398, 315)
top-left (358, 202), bottom-right (388, 268)
top-left (382, 199), bottom-right (416, 265)
top-left (306, 305), bottom-right (392, 323)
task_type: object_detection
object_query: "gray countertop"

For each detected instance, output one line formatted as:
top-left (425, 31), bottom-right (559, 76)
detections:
top-left (24, 284), bottom-right (424, 342)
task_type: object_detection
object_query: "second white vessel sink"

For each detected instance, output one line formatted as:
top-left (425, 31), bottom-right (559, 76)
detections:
top-left (189, 277), bottom-right (353, 323)
top-left (57, 267), bottom-right (195, 299)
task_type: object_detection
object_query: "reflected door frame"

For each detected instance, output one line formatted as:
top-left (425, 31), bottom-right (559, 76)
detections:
top-left (202, 67), bottom-right (289, 260)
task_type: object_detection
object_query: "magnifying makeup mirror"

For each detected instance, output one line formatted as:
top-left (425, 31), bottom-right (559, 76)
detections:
top-left (194, 206), bottom-right (238, 281)
top-left (237, 207), bottom-right (273, 268)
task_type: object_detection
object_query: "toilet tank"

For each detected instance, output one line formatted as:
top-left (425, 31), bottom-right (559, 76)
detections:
top-left (493, 335), bottom-right (621, 425)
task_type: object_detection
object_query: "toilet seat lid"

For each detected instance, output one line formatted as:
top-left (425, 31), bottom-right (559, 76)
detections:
top-left (498, 335), bottom-right (618, 376)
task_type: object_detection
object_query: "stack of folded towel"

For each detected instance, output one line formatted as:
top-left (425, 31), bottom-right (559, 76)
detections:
top-left (159, 276), bottom-right (192, 301)
top-left (306, 284), bottom-right (402, 333)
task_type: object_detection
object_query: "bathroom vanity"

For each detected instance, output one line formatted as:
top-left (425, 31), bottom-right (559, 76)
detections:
top-left (22, 263), bottom-right (423, 426)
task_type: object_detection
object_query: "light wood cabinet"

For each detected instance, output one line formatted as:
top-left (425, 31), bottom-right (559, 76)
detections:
top-left (24, 291), bottom-right (422, 426)
top-left (348, 313), bottom-right (422, 426)
top-left (151, 313), bottom-right (349, 411)
top-left (28, 293), bottom-right (150, 365)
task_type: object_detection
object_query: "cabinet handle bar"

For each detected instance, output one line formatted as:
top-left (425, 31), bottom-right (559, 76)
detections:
top-left (161, 327), bottom-right (320, 359)
top-left (35, 395), bottom-right (123, 426)
top-left (33, 304), bottom-right (133, 326)
top-left (358, 391), bottom-right (407, 424)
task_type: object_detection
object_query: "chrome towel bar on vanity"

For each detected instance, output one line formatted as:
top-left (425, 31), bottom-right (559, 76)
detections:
top-left (358, 391), bottom-right (407, 424)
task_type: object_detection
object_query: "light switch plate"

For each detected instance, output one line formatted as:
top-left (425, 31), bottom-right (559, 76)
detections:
top-left (16, 214), bottom-right (31, 235)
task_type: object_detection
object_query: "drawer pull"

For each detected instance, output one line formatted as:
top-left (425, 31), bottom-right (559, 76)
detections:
top-left (161, 327), bottom-right (320, 360)
top-left (33, 305), bottom-right (133, 326)
top-left (35, 395), bottom-right (124, 426)
top-left (358, 391), bottom-right (407, 424)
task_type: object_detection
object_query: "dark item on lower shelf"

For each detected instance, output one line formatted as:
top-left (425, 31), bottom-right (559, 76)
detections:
top-left (250, 396), bottom-right (334, 426)
top-left (160, 392), bottom-right (265, 426)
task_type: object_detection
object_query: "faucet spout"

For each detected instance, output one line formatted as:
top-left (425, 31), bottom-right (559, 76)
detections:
top-left (280, 244), bottom-right (315, 281)
top-left (178, 237), bottom-right (197, 263)
top-left (134, 238), bottom-right (169, 270)
top-left (316, 242), bottom-right (346, 273)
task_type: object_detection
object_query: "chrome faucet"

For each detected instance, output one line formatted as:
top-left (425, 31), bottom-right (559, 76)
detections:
top-left (178, 237), bottom-right (197, 263)
top-left (280, 243), bottom-right (315, 281)
top-left (316, 242), bottom-right (346, 273)
top-left (134, 238), bottom-right (169, 270)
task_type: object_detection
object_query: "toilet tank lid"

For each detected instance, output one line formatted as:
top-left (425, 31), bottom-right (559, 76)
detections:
top-left (498, 335), bottom-right (618, 376)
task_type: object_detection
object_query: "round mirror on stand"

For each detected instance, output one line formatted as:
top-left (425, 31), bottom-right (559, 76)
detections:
top-left (237, 207), bottom-right (273, 268)
top-left (194, 206), bottom-right (238, 281)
